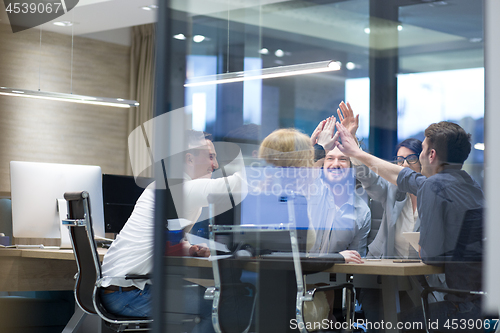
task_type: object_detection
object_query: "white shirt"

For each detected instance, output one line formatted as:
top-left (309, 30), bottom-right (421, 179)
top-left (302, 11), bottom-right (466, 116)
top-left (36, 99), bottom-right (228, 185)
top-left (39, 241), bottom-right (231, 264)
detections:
top-left (101, 172), bottom-right (245, 289)
top-left (394, 193), bottom-right (418, 258)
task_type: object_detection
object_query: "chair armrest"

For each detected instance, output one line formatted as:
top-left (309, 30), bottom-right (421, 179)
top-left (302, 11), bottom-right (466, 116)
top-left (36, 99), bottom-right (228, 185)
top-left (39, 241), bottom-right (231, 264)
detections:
top-left (305, 283), bottom-right (354, 299)
top-left (421, 286), bottom-right (486, 333)
top-left (421, 287), bottom-right (485, 299)
top-left (125, 274), bottom-right (152, 280)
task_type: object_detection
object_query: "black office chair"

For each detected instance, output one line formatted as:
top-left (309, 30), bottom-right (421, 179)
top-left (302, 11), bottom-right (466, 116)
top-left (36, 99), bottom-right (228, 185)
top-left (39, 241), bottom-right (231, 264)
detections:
top-left (62, 191), bottom-right (152, 332)
top-left (420, 208), bottom-right (487, 333)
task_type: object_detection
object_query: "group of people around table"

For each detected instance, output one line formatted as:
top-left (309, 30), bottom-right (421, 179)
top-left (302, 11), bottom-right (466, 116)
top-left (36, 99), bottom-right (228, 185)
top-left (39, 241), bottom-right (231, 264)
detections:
top-left (98, 101), bottom-right (485, 332)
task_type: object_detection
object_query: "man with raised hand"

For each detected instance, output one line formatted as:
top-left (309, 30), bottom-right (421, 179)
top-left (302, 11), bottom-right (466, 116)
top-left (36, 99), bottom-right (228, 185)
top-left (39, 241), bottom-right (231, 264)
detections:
top-left (308, 112), bottom-right (371, 258)
top-left (333, 119), bottom-right (484, 330)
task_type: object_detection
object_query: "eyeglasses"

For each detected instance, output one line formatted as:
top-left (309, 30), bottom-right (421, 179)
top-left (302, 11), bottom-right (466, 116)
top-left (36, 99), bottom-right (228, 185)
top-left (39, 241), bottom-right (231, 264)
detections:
top-left (394, 154), bottom-right (419, 165)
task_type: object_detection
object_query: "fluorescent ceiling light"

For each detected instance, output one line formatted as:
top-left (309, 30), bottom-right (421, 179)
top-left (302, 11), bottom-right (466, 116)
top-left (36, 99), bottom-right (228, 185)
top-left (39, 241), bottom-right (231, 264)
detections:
top-left (141, 5), bottom-right (158, 11)
top-left (0, 87), bottom-right (139, 108)
top-left (53, 21), bottom-right (73, 27)
top-left (184, 60), bottom-right (341, 87)
top-left (474, 143), bottom-right (485, 150)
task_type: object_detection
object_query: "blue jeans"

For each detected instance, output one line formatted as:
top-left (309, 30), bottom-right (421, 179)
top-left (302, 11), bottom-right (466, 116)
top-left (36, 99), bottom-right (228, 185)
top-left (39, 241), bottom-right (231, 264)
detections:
top-left (100, 284), bottom-right (152, 317)
top-left (100, 284), bottom-right (215, 333)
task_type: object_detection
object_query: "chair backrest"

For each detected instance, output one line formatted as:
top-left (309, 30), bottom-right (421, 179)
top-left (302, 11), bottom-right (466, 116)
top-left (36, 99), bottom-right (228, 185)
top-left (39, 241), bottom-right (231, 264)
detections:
top-left (444, 207), bottom-right (483, 297)
top-left (64, 191), bottom-right (101, 315)
top-left (453, 207), bottom-right (483, 262)
top-left (366, 198), bottom-right (383, 246)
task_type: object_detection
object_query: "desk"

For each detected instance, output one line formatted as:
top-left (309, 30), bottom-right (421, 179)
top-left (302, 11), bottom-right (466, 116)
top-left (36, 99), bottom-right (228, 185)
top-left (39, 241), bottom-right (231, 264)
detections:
top-left (329, 260), bottom-right (443, 333)
top-left (0, 248), bottom-right (106, 292)
top-left (168, 258), bottom-right (442, 333)
top-left (2, 252), bottom-right (442, 332)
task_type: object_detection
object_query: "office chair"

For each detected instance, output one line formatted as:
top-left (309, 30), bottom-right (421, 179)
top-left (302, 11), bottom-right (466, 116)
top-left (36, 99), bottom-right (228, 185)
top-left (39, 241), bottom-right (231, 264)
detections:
top-left (63, 191), bottom-right (152, 332)
top-left (420, 208), bottom-right (488, 333)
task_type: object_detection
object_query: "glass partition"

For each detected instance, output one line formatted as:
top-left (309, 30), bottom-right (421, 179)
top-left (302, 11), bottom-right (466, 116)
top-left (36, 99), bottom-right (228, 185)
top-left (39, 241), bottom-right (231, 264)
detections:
top-left (154, 1), bottom-right (487, 332)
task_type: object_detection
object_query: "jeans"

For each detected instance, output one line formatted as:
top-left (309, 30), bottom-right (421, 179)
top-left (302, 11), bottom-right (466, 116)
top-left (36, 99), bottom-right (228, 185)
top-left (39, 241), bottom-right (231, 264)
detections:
top-left (100, 284), bottom-right (152, 317)
top-left (100, 284), bottom-right (215, 333)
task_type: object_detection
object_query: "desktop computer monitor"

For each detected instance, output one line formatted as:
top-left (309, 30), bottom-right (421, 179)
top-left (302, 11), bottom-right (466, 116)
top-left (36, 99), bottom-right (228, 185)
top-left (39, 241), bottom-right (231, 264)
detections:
top-left (102, 174), bottom-right (153, 233)
top-left (10, 161), bottom-right (105, 241)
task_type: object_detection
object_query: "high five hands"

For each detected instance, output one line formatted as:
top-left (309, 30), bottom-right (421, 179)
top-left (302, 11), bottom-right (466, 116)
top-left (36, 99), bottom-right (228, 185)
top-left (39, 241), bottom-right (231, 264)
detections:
top-left (311, 101), bottom-right (360, 152)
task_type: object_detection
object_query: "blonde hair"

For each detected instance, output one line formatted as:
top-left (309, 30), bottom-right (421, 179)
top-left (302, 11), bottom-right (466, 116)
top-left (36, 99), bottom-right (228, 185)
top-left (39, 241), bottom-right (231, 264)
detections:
top-left (258, 128), bottom-right (313, 167)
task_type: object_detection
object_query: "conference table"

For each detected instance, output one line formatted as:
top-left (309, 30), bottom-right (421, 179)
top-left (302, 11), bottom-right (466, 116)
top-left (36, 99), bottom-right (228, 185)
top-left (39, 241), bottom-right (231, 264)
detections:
top-left (0, 248), bottom-right (443, 333)
top-left (169, 256), bottom-right (443, 333)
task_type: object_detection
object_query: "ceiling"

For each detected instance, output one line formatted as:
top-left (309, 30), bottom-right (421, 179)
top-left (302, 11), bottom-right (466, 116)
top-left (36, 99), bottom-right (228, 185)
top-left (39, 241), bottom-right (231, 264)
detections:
top-left (0, 0), bottom-right (484, 71)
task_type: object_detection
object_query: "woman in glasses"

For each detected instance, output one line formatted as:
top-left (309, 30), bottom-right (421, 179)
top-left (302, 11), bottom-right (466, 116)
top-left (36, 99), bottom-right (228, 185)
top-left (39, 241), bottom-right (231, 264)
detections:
top-left (360, 138), bottom-right (423, 259)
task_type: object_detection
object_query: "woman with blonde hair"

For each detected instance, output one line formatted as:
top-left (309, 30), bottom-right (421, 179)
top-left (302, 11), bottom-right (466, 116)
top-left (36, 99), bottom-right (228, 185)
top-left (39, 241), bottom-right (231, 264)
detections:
top-left (258, 128), bottom-right (314, 168)
top-left (256, 127), bottom-right (362, 328)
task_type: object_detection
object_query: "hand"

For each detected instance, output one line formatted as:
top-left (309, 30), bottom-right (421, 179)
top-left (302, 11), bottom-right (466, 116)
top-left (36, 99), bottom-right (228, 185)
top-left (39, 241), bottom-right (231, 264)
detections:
top-left (333, 122), bottom-right (361, 158)
top-left (310, 119), bottom-right (326, 146)
top-left (339, 250), bottom-right (363, 264)
top-left (316, 117), bottom-right (337, 151)
top-left (189, 243), bottom-right (210, 257)
top-left (337, 101), bottom-right (359, 139)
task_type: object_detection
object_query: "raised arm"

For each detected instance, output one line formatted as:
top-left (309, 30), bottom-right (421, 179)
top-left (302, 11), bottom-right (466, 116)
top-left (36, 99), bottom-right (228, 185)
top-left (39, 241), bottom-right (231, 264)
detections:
top-left (334, 122), bottom-right (403, 185)
top-left (338, 101), bottom-right (359, 139)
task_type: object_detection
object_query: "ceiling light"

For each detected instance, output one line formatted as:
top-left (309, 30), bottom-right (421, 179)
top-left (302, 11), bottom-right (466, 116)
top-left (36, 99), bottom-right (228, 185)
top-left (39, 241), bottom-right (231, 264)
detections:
top-left (346, 62), bottom-right (356, 70)
top-left (397, 24), bottom-right (403, 31)
top-left (474, 143), bottom-right (485, 150)
top-left (173, 34), bottom-right (186, 40)
top-left (141, 5), bottom-right (158, 11)
top-left (0, 87), bottom-right (139, 108)
top-left (275, 49), bottom-right (284, 57)
top-left (259, 48), bottom-right (269, 55)
top-left (364, 27), bottom-right (371, 34)
top-left (469, 37), bottom-right (483, 43)
top-left (184, 60), bottom-right (340, 87)
top-left (53, 21), bottom-right (73, 27)
top-left (429, 1), bottom-right (448, 6)
top-left (193, 35), bottom-right (206, 43)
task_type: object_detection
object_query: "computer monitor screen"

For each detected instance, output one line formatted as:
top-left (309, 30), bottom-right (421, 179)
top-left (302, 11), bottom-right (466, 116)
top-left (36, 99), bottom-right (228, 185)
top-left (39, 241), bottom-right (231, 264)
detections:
top-left (10, 161), bottom-right (105, 239)
top-left (102, 174), bottom-right (153, 233)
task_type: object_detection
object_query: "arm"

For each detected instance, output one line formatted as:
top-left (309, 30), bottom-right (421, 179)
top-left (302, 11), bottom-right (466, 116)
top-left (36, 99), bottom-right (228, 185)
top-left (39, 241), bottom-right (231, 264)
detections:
top-left (347, 203), bottom-right (371, 257)
top-left (183, 172), bottom-right (245, 208)
top-left (355, 164), bottom-right (390, 205)
top-left (337, 101), bottom-right (391, 200)
top-left (334, 122), bottom-right (403, 186)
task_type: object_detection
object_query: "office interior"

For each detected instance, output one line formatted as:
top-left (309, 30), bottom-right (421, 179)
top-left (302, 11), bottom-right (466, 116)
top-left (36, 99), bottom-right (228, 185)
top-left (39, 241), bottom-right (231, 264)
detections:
top-left (1, 0), bottom-right (500, 332)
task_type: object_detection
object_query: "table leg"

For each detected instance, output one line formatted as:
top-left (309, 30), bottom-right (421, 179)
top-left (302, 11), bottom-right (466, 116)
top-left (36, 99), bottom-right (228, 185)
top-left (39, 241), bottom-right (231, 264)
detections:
top-left (381, 276), bottom-right (401, 333)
